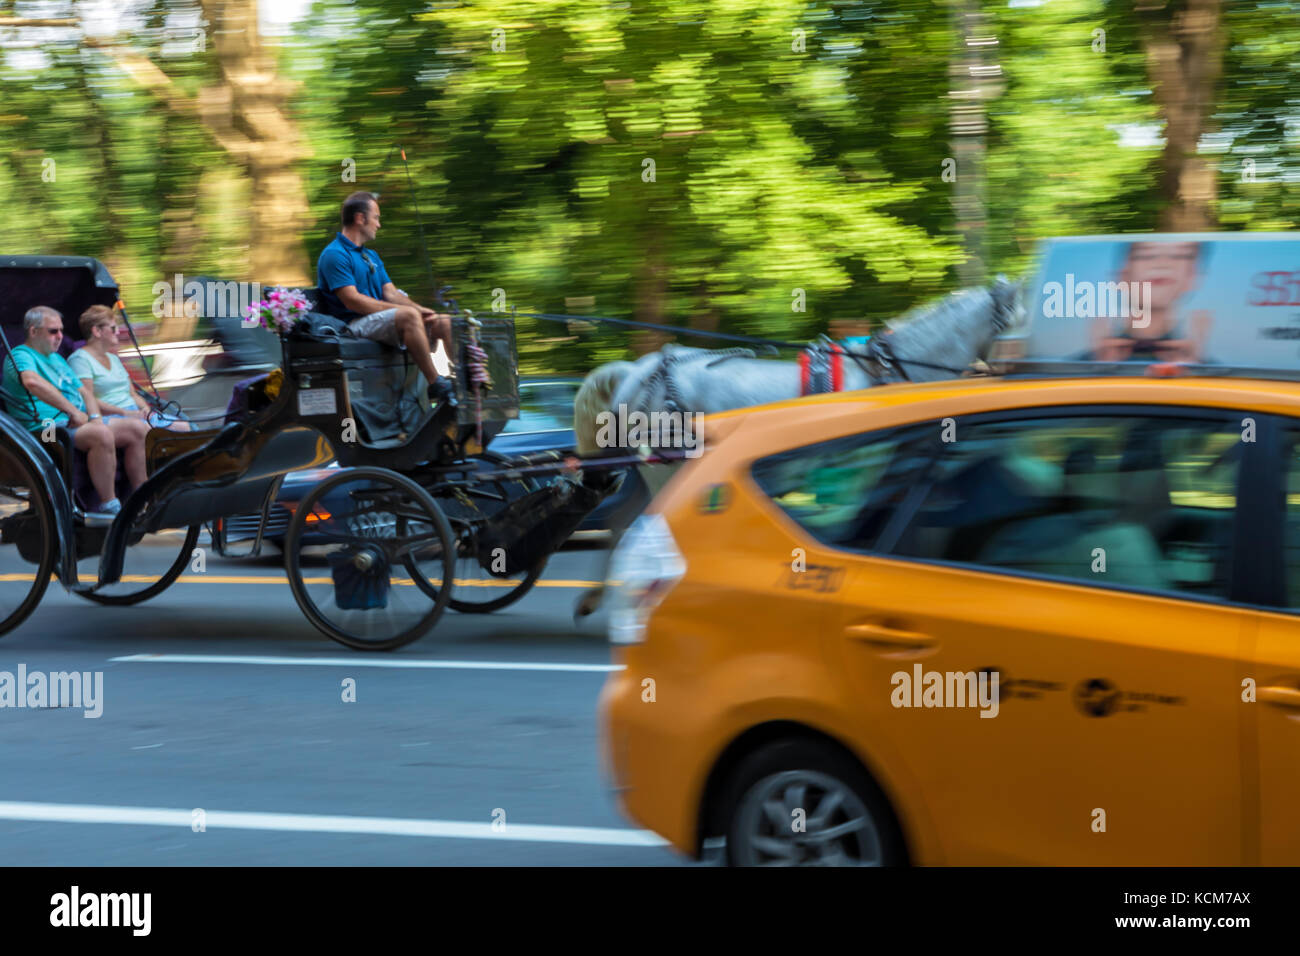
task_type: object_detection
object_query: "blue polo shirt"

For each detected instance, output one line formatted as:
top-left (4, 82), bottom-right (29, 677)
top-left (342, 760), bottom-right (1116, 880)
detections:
top-left (316, 232), bottom-right (393, 319)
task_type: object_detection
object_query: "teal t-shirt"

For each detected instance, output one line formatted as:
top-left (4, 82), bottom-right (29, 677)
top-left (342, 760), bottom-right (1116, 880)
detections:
top-left (2, 344), bottom-right (86, 431)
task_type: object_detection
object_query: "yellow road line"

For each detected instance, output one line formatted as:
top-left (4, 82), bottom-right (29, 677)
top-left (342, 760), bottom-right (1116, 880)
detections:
top-left (0, 573), bottom-right (601, 588)
top-left (166, 576), bottom-right (602, 587)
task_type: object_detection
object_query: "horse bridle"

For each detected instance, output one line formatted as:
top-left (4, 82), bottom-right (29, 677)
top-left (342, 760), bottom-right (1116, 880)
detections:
top-left (637, 346), bottom-right (756, 416)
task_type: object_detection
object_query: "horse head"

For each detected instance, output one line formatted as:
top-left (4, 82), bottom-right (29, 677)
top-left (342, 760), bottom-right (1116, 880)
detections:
top-left (573, 359), bottom-right (636, 455)
top-left (867, 275), bottom-right (1022, 383)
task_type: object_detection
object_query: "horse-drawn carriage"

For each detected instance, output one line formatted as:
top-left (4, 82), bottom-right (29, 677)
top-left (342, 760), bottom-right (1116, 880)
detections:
top-left (0, 256), bottom-right (621, 650)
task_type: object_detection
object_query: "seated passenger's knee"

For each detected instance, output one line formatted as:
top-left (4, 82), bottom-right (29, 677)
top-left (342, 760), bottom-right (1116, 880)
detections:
top-left (78, 424), bottom-right (113, 450)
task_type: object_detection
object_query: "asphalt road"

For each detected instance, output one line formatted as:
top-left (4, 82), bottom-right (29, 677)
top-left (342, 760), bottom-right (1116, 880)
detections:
top-left (0, 538), bottom-right (690, 866)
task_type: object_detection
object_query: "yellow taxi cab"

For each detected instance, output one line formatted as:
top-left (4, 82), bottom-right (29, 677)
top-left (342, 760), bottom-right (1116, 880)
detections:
top-left (597, 370), bottom-right (1300, 865)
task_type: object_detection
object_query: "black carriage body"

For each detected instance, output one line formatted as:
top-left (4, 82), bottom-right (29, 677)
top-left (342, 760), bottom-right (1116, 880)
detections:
top-left (0, 256), bottom-right (617, 650)
top-left (0, 258), bottom-right (488, 581)
top-left (128, 309), bottom-right (522, 540)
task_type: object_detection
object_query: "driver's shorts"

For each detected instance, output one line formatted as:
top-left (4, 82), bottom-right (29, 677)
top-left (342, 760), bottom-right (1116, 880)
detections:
top-left (348, 308), bottom-right (403, 349)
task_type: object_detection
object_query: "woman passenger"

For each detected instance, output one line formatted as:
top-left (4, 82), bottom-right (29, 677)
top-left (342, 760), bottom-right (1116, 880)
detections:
top-left (69, 305), bottom-right (191, 432)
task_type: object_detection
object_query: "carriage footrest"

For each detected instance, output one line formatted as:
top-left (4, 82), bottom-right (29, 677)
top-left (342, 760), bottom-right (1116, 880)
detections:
top-left (474, 478), bottom-right (604, 576)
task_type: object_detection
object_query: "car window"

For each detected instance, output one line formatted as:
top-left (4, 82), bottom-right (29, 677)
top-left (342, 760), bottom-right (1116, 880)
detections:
top-left (503, 382), bottom-right (577, 433)
top-left (889, 413), bottom-right (1241, 598)
top-left (750, 428), bottom-right (937, 550)
top-left (1280, 430), bottom-right (1300, 605)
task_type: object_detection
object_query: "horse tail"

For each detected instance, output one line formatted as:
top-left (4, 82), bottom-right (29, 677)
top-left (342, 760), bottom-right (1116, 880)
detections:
top-left (573, 360), bottom-right (635, 455)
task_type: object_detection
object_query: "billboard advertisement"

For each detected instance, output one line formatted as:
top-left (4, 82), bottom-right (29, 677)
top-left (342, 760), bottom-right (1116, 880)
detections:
top-left (1011, 233), bottom-right (1300, 367)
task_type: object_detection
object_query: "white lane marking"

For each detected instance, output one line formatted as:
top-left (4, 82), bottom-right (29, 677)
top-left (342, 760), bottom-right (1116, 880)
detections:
top-left (0, 802), bottom-right (667, 847)
top-left (110, 654), bottom-right (622, 673)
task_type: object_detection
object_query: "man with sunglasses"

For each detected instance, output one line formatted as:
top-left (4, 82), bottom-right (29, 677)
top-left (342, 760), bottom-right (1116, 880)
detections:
top-left (317, 191), bottom-right (456, 400)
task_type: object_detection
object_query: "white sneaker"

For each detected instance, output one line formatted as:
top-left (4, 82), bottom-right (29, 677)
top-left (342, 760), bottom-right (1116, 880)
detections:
top-left (84, 498), bottom-right (121, 527)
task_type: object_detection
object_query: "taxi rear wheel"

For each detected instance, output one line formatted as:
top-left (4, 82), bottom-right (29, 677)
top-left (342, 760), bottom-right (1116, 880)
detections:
top-left (723, 738), bottom-right (904, 867)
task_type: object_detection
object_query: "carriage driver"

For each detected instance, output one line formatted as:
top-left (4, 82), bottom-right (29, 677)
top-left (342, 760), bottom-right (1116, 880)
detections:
top-left (1, 306), bottom-right (150, 525)
top-left (317, 191), bottom-right (456, 401)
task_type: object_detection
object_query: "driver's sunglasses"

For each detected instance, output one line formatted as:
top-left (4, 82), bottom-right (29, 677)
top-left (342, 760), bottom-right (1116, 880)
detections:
top-left (359, 250), bottom-right (377, 275)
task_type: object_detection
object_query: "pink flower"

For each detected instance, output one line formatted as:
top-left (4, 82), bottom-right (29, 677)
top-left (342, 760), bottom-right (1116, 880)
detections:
top-left (247, 287), bottom-right (312, 334)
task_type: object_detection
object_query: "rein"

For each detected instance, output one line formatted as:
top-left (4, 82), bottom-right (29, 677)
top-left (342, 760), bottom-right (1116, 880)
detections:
top-left (369, 147), bottom-right (1007, 381)
top-left (519, 310), bottom-right (970, 378)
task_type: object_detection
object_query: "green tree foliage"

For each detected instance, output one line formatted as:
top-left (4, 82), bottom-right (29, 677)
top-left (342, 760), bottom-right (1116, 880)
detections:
top-left (3, 0), bottom-right (1300, 375)
top-left (984, 0), bottom-right (1159, 277)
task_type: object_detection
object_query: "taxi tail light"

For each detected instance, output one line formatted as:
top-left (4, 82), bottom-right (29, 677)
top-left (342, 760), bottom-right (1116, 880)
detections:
top-left (607, 513), bottom-right (686, 645)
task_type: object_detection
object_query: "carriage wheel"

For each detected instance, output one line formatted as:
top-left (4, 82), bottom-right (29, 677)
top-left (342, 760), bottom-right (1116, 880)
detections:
top-left (76, 524), bottom-right (201, 607)
top-left (415, 452), bottom-right (547, 614)
top-left (284, 467), bottom-right (455, 651)
top-left (0, 439), bottom-right (56, 636)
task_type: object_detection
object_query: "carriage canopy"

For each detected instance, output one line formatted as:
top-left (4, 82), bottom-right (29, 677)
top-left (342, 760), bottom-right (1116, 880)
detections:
top-left (0, 256), bottom-right (120, 354)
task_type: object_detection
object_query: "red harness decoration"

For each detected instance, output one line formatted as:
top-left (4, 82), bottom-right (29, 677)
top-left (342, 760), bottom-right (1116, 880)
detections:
top-left (799, 344), bottom-right (845, 396)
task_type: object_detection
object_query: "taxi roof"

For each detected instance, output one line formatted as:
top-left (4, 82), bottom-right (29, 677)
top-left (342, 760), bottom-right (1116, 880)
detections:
top-left (703, 372), bottom-right (1300, 455)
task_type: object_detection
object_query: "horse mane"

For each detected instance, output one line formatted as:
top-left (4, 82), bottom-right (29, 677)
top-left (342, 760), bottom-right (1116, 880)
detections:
top-left (573, 360), bottom-right (635, 454)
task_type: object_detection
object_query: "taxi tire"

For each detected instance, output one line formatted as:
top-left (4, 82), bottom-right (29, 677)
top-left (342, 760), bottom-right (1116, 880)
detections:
top-left (723, 738), bottom-right (905, 867)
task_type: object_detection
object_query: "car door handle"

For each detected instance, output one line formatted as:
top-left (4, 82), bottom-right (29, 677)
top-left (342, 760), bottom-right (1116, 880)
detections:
top-left (1258, 685), bottom-right (1300, 709)
top-left (844, 623), bottom-right (935, 649)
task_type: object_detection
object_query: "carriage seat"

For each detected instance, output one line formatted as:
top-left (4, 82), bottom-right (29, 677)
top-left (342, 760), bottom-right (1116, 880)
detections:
top-left (286, 329), bottom-right (392, 363)
top-left (266, 294), bottom-right (428, 447)
top-left (283, 291), bottom-right (398, 363)
top-left (0, 393), bottom-right (131, 512)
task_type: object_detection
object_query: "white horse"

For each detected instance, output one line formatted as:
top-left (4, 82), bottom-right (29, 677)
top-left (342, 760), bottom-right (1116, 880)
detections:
top-left (574, 276), bottom-right (1019, 455)
top-left (569, 276), bottom-right (1020, 618)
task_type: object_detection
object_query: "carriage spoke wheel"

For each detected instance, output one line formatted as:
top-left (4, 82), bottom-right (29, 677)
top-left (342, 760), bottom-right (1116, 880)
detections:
top-left (0, 440), bottom-right (56, 636)
top-left (415, 452), bottom-right (547, 614)
top-left (76, 523), bottom-right (201, 607)
top-left (284, 467), bottom-right (455, 651)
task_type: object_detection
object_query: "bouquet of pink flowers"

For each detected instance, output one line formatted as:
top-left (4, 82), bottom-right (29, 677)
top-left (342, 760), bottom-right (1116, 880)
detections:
top-left (245, 287), bottom-right (313, 334)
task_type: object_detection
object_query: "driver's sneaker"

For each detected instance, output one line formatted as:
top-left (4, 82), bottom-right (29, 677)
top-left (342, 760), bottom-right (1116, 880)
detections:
top-left (84, 498), bottom-right (121, 528)
top-left (426, 375), bottom-right (456, 405)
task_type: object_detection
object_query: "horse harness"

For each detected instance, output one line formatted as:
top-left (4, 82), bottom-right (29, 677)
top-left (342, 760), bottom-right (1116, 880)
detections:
top-left (799, 341), bottom-right (847, 395)
top-left (637, 346), bottom-right (757, 415)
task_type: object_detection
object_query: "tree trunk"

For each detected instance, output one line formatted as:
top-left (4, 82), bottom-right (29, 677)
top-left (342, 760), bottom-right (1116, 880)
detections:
top-left (200, 0), bottom-right (311, 283)
top-left (1137, 0), bottom-right (1223, 231)
top-left (948, 0), bottom-right (998, 286)
top-left (631, 229), bottom-right (670, 355)
top-left (82, 2), bottom-right (313, 284)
